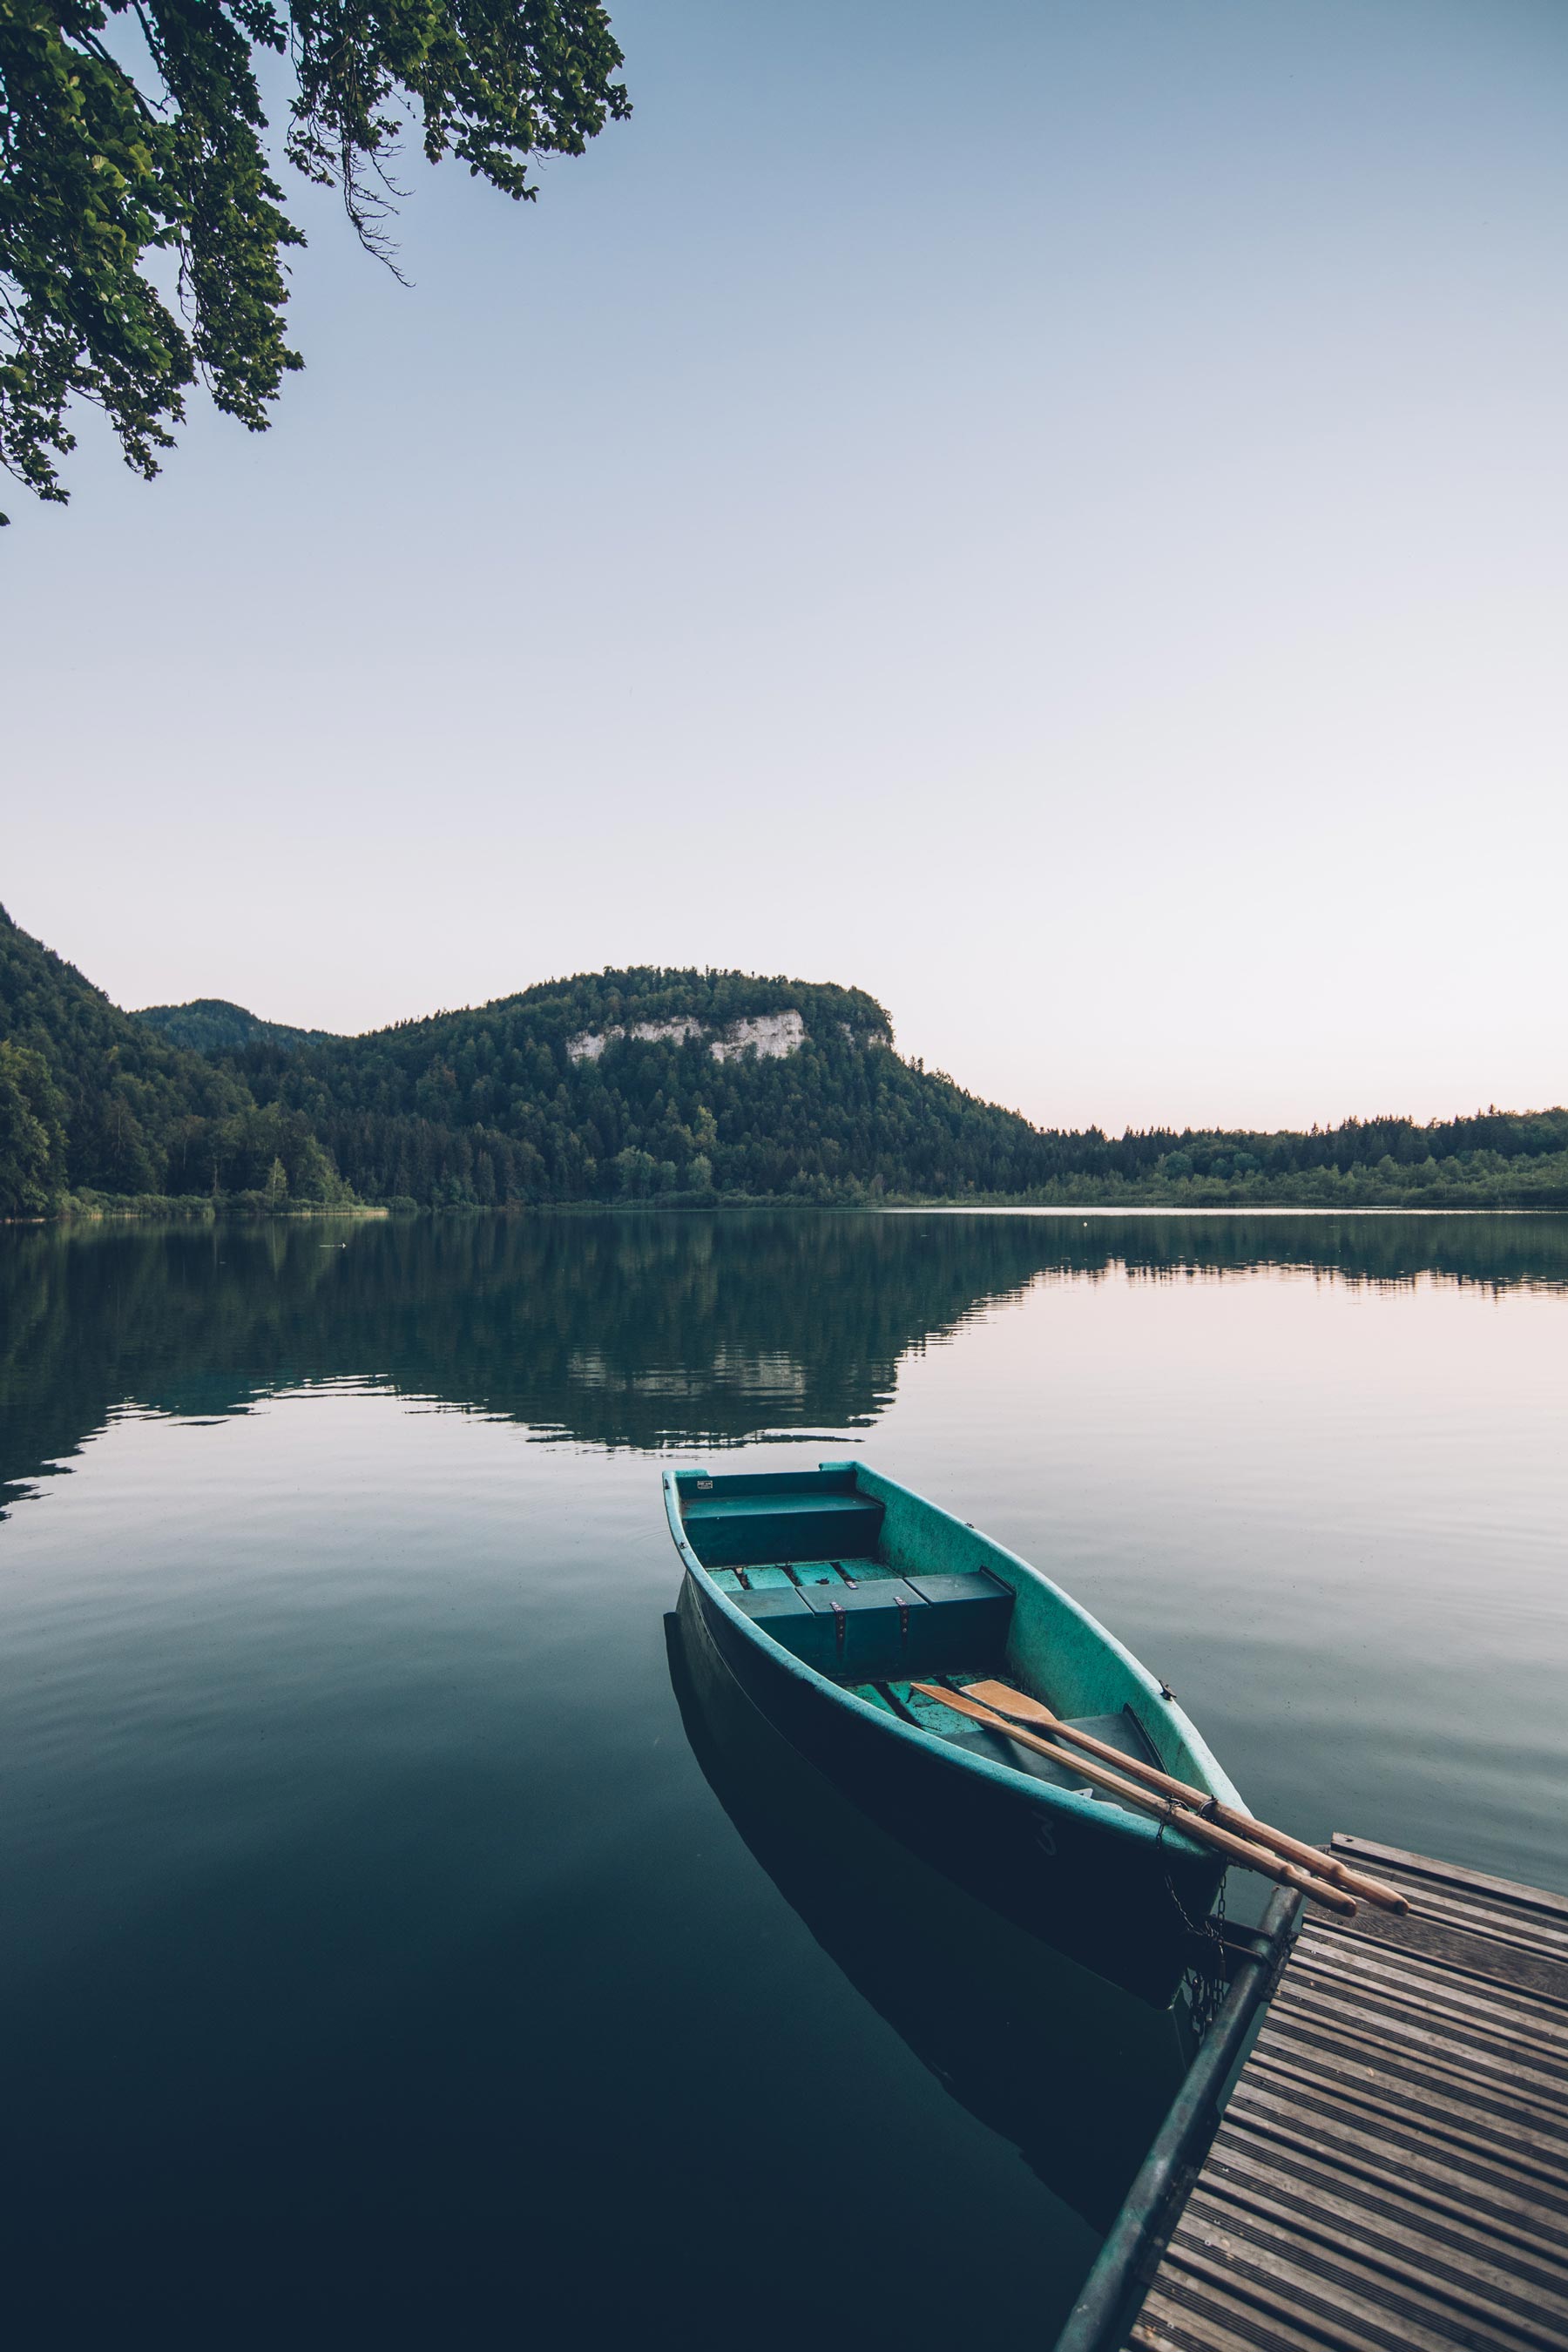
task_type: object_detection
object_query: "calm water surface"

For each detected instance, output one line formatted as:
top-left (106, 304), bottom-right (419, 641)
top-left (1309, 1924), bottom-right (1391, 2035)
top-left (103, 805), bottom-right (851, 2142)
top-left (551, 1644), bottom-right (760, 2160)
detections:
top-left (2, 1212), bottom-right (1565, 2344)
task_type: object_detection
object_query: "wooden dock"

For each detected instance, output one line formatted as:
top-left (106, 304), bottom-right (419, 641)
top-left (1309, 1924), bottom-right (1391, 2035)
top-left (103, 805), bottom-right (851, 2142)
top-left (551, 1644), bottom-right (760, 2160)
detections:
top-left (1057, 1835), bottom-right (1568, 2352)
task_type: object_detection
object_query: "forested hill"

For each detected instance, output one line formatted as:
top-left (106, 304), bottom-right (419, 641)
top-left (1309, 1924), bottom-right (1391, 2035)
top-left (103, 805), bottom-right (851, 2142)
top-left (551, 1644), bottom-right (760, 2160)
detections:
top-left (153, 963), bottom-right (1568, 1211)
top-left (0, 909), bottom-right (349, 1213)
top-left (209, 969), bottom-right (1051, 1206)
top-left (136, 998), bottom-right (340, 1057)
top-left (4, 902), bottom-right (1568, 1213)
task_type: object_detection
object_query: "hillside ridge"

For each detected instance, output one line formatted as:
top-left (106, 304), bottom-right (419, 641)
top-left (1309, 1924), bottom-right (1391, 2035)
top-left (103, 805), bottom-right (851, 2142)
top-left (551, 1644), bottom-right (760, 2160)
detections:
top-left (136, 998), bottom-right (341, 1057)
top-left (0, 907), bottom-right (349, 1213)
top-left (3, 907), bottom-right (1567, 1214)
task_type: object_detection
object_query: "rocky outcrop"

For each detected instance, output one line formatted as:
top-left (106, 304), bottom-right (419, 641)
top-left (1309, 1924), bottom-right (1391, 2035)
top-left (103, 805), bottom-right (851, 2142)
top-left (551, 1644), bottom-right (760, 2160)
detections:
top-left (567, 1010), bottom-right (808, 1064)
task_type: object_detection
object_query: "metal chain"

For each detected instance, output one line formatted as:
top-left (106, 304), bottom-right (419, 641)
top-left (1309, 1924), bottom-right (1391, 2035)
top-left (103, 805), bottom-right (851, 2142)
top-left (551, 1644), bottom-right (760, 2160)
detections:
top-left (1156, 1805), bottom-right (1229, 2039)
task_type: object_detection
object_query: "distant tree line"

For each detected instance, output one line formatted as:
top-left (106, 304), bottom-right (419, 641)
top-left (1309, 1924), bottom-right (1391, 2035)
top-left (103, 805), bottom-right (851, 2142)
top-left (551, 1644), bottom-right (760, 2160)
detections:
top-left (216, 970), bottom-right (1568, 1211)
top-left (1001, 1106), bottom-right (1568, 1209)
top-left (3, 905), bottom-right (1566, 1217)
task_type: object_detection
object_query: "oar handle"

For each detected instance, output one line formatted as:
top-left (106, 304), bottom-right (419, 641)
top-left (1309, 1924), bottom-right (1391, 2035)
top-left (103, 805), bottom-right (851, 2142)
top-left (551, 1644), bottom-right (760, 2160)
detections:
top-left (1206, 1806), bottom-right (1408, 1914)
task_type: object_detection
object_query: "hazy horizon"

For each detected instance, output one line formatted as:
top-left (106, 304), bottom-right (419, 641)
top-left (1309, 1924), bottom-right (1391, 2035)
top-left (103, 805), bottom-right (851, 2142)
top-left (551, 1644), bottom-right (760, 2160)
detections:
top-left (6, 0), bottom-right (1566, 1132)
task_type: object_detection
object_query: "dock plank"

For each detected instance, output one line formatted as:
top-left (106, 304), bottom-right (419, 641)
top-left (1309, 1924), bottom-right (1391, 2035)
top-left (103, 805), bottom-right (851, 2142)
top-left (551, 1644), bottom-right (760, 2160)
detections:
top-left (1228, 2072), bottom-right (1568, 2218)
top-left (1108, 1838), bottom-right (1568, 2350)
top-left (1188, 2168), bottom-right (1568, 2337)
top-left (1257, 2008), bottom-right (1568, 2126)
top-left (1287, 1942), bottom-right (1568, 2057)
top-left (1207, 2126), bottom-right (1568, 2281)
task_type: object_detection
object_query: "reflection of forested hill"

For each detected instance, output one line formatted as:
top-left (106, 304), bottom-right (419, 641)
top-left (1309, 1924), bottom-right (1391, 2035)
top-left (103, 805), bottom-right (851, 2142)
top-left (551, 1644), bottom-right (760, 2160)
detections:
top-left (3, 1211), bottom-right (1565, 1516)
top-left (0, 1213), bottom-right (1058, 1511)
top-left (989, 1212), bottom-right (1568, 1293)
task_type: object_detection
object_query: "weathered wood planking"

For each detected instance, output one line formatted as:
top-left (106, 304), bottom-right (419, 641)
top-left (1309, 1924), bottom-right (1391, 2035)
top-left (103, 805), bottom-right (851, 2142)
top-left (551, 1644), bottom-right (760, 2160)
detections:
top-left (1125, 1836), bottom-right (1568, 2352)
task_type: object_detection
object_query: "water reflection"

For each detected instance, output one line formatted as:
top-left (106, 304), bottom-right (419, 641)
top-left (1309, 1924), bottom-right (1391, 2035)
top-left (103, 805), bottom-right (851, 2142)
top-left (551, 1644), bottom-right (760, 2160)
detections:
top-left (664, 1605), bottom-right (1190, 2230)
top-left (3, 1206), bottom-right (1563, 2343)
top-left (3, 1209), bottom-right (1565, 1516)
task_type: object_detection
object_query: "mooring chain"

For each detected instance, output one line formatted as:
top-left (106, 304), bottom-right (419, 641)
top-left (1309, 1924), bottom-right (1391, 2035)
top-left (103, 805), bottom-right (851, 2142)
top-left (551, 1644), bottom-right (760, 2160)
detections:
top-left (1156, 1805), bottom-right (1229, 2038)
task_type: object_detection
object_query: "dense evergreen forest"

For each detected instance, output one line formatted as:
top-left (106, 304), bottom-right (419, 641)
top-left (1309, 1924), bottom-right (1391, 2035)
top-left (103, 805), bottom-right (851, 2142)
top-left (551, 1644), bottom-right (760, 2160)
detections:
top-left (218, 968), bottom-right (1054, 1206)
top-left (3, 902), bottom-right (1566, 1215)
top-left (0, 909), bottom-right (351, 1213)
top-left (136, 999), bottom-right (341, 1057)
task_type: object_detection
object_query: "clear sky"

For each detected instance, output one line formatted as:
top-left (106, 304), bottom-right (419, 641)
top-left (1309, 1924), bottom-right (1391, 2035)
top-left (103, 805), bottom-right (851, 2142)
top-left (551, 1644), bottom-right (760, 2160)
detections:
top-left (4, 0), bottom-right (1566, 1132)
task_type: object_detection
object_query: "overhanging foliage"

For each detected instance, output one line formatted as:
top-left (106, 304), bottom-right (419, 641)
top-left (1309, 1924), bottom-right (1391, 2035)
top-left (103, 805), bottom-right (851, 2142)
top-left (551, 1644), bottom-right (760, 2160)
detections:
top-left (0, 0), bottom-right (629, 499)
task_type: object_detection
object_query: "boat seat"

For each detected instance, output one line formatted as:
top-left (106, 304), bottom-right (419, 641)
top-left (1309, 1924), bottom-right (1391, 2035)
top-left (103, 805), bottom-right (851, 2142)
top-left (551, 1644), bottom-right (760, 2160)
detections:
top-left (730, 1578), bottom-right (923, 1677)
top-left (730, 1586), bottom-right (817, 1633)
top-left (729, 1564), bottom-right (1013, 1681)
top-left (683, 1490), bottom-right (884, 1569)
top-left (900, 1571), bottom-right (1012, 1666)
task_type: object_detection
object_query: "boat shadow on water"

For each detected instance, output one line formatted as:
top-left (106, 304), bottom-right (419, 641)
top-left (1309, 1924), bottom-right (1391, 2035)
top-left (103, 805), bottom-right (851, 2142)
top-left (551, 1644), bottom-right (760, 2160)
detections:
top-left (664, 1605), bottom-right (1196, 2237)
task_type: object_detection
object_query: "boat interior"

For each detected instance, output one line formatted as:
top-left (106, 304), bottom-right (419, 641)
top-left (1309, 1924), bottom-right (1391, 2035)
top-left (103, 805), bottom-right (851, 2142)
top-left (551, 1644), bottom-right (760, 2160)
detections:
top-left (681, 1479), bottom-right (1162, 1805)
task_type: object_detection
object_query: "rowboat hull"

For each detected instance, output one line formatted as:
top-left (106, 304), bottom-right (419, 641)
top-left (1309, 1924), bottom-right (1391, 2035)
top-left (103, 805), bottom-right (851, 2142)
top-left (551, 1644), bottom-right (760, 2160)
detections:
top-left (666, 1463), bottom-right (1240, 2007)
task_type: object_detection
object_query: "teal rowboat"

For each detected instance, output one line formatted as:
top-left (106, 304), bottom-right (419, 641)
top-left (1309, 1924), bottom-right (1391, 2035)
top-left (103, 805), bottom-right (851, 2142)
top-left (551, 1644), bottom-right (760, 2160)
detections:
top-left (664, 1461), bottom-right (1246, 2004)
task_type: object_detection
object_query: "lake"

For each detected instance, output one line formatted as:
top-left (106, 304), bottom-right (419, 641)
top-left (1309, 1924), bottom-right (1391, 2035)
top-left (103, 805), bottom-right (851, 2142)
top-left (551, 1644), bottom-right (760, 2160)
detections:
top-left (2, 1210), bottom-right (1565, 2345)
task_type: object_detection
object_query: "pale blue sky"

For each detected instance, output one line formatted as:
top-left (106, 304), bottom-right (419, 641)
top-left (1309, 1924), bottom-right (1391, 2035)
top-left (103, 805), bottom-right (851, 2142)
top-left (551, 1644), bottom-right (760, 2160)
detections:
top-left (5, 0), bottom-right (1566, 1130)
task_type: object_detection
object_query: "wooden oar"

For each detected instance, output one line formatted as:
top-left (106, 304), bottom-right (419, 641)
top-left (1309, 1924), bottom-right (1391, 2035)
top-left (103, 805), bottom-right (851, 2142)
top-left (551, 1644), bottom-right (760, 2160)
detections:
top-left (909, 1682), bottom-right (1358, 1917)
top-left (961, 1679), bottom-right (1409, 1916)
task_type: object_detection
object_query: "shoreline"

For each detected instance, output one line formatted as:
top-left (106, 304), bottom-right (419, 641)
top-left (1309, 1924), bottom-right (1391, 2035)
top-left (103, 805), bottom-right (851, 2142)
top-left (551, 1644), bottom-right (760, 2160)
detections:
top-left (9, 1197), bottom-right (1564, 1227)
